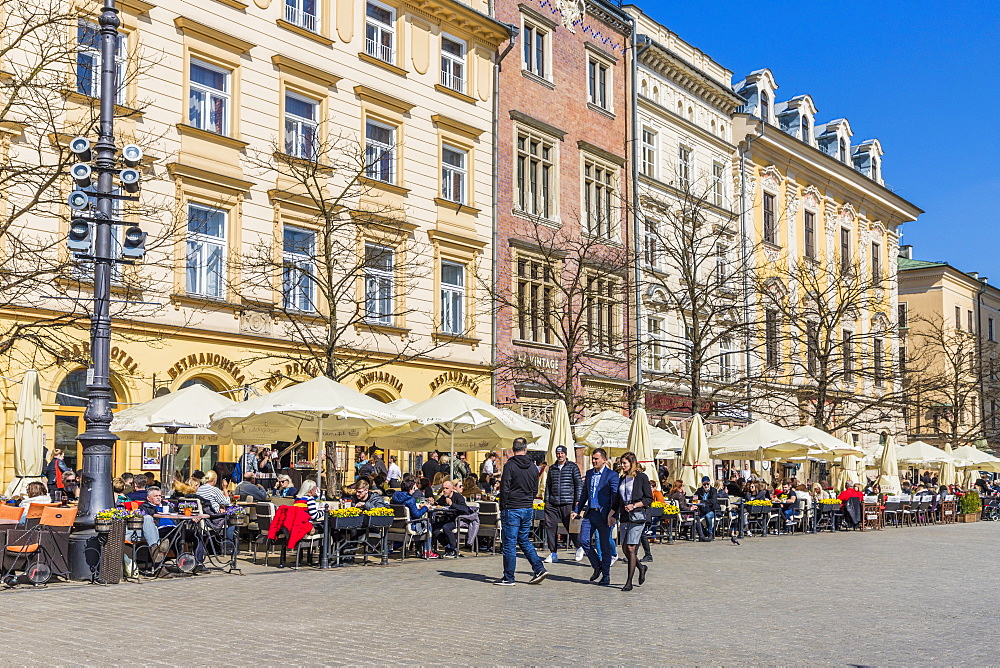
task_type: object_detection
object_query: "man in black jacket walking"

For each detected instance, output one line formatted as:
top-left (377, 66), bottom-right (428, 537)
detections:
top-left (496, 438), bottom-right (548, 586)
top-left (543, 445), bottom-right (582, 563)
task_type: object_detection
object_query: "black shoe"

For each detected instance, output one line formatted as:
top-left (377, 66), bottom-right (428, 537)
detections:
top-left (638, 563), bottom-right (648, 586)
top-left (528, 570), bottom-right (548, 585)
top-left (599, 577), bottom-right (611, 586)
top-left (621, 583), bottom-right (633, 591)
top-left (589, 567), bottom-right (602, 582)
top-left (641, 554), bottom-right (653, 563)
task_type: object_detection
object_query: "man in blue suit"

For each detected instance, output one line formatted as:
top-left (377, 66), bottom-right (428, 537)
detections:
top-left (573, 448), bottom-right (619, 585)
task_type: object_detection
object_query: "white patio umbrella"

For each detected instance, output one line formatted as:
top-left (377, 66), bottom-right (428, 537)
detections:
top-left (209, 376), bottom-right (417, 494)
top-left (5, 370), bottom-right (47, 496)
top-left (939, 442), bottom-right (958, 487)
top-left (387, 398), bottom-right (417, 411)
top-left (547, 400), bottom-right (572, 465)
top-left (708, 420), bottom-right (812, 461)
top-left (680, 413), bottom-right (712, 493)
top-left (793, 425), bottom-right (864, 459)
top-left (877, 436), bottom-right (901, 495)
top-left (895, 440), bottom-right (958, 466)
top-left (628, 407), bottom-right (655, 471)
top-left (574, 409), bottom-right (682, 456)
top-left (111, 384), bottom-right (235, 443)
top-left (953, 445), bottom-right (1000, 473)
top-left (377, 389), bottom-right (541, 460)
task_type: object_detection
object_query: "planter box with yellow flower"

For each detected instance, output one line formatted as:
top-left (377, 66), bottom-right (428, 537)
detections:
top-left (746, 499), bottom-right (775, 515)
top-left (331, 506), bottom-right (363, 529)
top-left (532, 501), bottom-right (545, 521)
top-left (95, 509), bottom-right (120, 533)
top-left (363, 507), bottom-right (395, 528)
top-left (648, 502), bottom-right (666, 519)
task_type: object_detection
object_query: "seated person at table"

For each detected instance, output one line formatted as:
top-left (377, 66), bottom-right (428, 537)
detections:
top-left (234, 471), bottom-right (268, 502)
top-left (113, 477), bottom-right (130, 505)
top-left (713, 480), bottom-right (729, 500)
top-left (126, 475), bottom-right (148, 502)
top-left (462, 475), bottom-right (483, 500)
top-left (453, 479), bottom-right (480, 549)
top-left (650, 479), bottom-right (666, 504)
top-left (668, 480), bottom-right (706, 541)
top-left (61, 471), bottom-right (80, 502)
top-left (195, 477), bottom-right (230, 513)
top-left (390, 479), bottom-right (437, 559)
top-left (18, 482), bottom-right (52, 520)
top-left (137, 487), bottom-right (173, 561)
top-left (914, 484), bottom-right (934, 499)
top-left (191, 470), bottom-right (206, 483)
top-left (899, 480), bottom-right (913, 497)
top-left (725, 474), bottom-right (744, 498)
top-left (418, 476), bottom-right (433, 500)
top-left (693, 476), bottom-right (721, 538)
top-left (431, 472), bottom-right (447, 495)
top-left (351, 479), bottom-right (389, 510)
top-left (274, 474), bottom-right (297, 497)
top-left (745, 482), bottom-right (770, 501)
top-left (837, 481), bottom-right (864, 527)
top-left (121, 472), bottom-right (135, 493)
top-left (297, 480), bottom-right (324, 521)
top-left (432, 480), bottom-right (471, 558)
top-left (975, 475), bottom-right (991, 495)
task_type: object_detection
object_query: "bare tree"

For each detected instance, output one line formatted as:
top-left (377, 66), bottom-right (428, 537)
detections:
top-left (0, 0), bottom-right (170, 371)
top-left (238, 131), bottom-right (459, 384)
top-left (487, 215), bottom-right (634, 421)
top-left (903, 314), bottom-right (1000, 447)
top-left (754, 255), bottom-right (906, 434)
top-left (636, 175), bottom-right (763, 418)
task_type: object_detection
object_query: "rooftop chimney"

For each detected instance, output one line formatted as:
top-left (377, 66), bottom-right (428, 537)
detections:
top-left (898, 244), bottom-right (912, 259)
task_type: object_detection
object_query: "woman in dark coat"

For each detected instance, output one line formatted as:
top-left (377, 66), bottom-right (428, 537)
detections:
top-left (613, 452), bottom-right (653, 592)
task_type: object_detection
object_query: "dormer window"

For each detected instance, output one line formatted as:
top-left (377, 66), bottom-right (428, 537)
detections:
top-left (871, 158), bottom-right (879, 182)
top-left (839, 138), bottom-right (848, 162)
top-left (760, 91), bottom-right (770, 123)
top-left (800, 115), bottom-right (810, 143)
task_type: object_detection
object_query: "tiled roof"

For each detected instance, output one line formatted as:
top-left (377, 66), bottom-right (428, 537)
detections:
top-left (897, 257), bottom-right (947, 270)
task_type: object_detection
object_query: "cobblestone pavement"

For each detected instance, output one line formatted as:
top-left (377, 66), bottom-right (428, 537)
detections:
top-left (1, 520), bottom-right (997, 667)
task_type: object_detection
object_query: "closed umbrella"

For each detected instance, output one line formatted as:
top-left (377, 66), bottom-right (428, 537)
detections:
top-left (877, 436), bottom-right (901, 495)
top-left (5, 370), bottom-right (47, 496)
top-left (547, 400), bottom-right (572, 465)
top-left (628, 407), bottom-right (655, 471)
top-left (939, 442), bottom-right (958, 487)
top-left (680, 413), bottom-right (711, 493)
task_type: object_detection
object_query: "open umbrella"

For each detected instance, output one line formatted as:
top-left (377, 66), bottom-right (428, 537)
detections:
top-left (209, 376), bottom-right (417, 494)
top-left (5, 370), bottom-right (47, 496)
top-left (953, 444), bottom-right (1000, 473)
top-left (680, 413), bottom-right (712, 493)
top-left (111, 384), bottom-right (234, 443)
top-left (628, 407), bottom-right (655, 471)
top-left (708, 420), bottom-right (811, 461)
top-left (877, 436), bottom-right (901, 495)
top-left (895, 440), bottom-right (958, 466)
top-left (574, 410), bottom-right (682, 455)
top-left (793, 425), bottom-right (864, 459)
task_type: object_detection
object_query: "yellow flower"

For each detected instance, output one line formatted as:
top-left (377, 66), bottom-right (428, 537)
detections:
top-left (532, 502), bottom-right (545, 510)
top-left (363, 507), bottom-right (394, 516)
top-left (331, 507), bottom-right (362, 517)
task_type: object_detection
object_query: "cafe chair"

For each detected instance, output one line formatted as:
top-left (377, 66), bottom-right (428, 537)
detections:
top-left (882, 497), bottom-right (902, 527)
top-left (475, 501), bottom-right (501, 554)
top-left (251, 502), bottom-right (276, 565)
top-left (23, 503), bottom-right (60, 529)
top-left (2, 506), bottom-right (77, 587)
top-left (386, 504), bottom-right (428, 561)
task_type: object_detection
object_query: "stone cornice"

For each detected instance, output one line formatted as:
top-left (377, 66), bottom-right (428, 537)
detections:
top-left (584, 0), bottom-right (632, 37)
top-left (407, 0), bottom-right (512, 46)
top-left (639, 37), bottom-right (744, 114)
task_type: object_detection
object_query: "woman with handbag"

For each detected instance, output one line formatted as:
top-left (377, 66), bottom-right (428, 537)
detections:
top-left (613, 452), bottom-right (653, 592)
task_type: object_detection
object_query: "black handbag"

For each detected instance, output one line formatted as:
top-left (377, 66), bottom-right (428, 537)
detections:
top-left (627, 508), bottom-right (648, 523)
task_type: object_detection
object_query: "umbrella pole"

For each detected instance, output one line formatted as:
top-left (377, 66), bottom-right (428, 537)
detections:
top-left (450, 428), bottom-right (455, 481)
top-left (318, 416), bottom-right (331, 570)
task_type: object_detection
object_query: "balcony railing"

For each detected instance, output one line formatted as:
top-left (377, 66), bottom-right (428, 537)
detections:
top-left (366, 38), bottom-right (394, 64)
top-left (285, 4), bottom-right (317, 32)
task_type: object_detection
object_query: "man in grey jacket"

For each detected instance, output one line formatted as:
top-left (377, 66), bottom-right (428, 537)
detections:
top-left (543, 445), bottom-right (583, 563)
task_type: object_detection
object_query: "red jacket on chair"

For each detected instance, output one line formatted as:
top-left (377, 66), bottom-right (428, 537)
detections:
top-left (267, 502), bottom-right (314, 549)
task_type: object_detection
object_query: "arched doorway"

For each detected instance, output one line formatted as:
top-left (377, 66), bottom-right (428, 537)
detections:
top-left (175, 376), bottom-right (225, 478)
top-left (54, 369), bottom-right (120, 473)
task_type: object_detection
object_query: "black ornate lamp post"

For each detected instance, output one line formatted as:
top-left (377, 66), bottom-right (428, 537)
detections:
top-left (67, 0), bottom-right (146, 578)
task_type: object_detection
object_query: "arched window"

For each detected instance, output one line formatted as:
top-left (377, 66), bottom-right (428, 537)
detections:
top-left (640, 79), bottom-right (648, 97)
top-left (55, 369), bottom-right (120, 473)
top-left (687, 106), bottom-right (694, 121)
top-left (839, 138), bottom-right (848, 162)
top-left (652, 85), bottom-right (659, 102)
top-left (677, 100), bottom-right (683, 115)
top-left (180, 377), bottom-right (220, 391)
top-left (759, 91), bottom-right (770, 123)
top-left (800, 115), bottom-right (810, 142)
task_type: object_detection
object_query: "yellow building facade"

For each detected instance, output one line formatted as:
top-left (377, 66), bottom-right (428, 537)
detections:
top-left (0, 0), bottom-right (509, 487)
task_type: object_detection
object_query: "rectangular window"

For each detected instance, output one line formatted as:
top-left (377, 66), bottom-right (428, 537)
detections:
top-left (365, 120), bottom-right (395, 183)
top-left (681, 326), bottom-right (693, 374)
top-left (186, 204), bottom-right (226, 300)
top-left (516, 130), bottom-right (555, 219)
top-left (516, 256), bottom-right (554, 344)
top-left (189, 60), bottom-right (230, 136)
top-left (712, 162), bottom-right (725, 206)
top-left (840, 228), bottom-right (851, 274)
top-left (641, 128), bottom-right (657, 178)
top-left (440, 35), bottom-right (466, 93)
top-left (284, 93), bottom-right (319, 160)
top-left (522, 22), bottom-right (546, 78)
top-left (955, 305), bottom-right (962, 329)
top-left (871, 242), bottom-right (881, 284)
top-left (843, 330), bottom-right (854, 382)
top-left (586, 275), bottom-right (617, 355)
top-left (365, 1), bottom-right (395, 64)
top-left (765, 309), bottom-right (779, 368)
top-left (720, 336), bottom-right (735, 381)
top-left (364, 242), bottom-right (394, 324)
top-left (968, 310), bottom-right (975, 333)
top-left (285, 0), bottom-right (318, 32)
top-left (583, 159), bottom-right (615, 238)
top-left (441, 144), bottom-right (467, 204)
top-left (715, 243), bottom-right (731, 289)
top-left (899, 345), bottom-right (907, 374)
top-left (677, 146), bottom-right (691, 190)
top-left (440, 261), bottom-right (465, 335)
top-left (898, 302), bottom-right (908, 328)
top-left (643, 217), bottom-right (659, 269)
top-left (282, 225), bottom-right (315, 311)
top-left (77, 21), bottom-right (126, 104)
top-left (989, 317), bottom-right (995, 341)
top-left (804, 211), bottom-right (816, 259)
top-left (874, 337), bottom-right (885, 387)
top-left (763, 192), bottom-right (776, 244)
top-left (587, 58), bottom-right (608, 109)
top-left (992, 400), bottom-right (998, 430)
top-left (646, 316), bottom-right (665, 371)
top-left (806, 321), bottom-right (818, 376)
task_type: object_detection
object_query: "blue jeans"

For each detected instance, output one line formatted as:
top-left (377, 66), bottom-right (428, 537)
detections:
top-left (501, 508), bottom-right (544, 582)
top-left (585, 509), bottom-right (615, 578)
top-left (580, 516), bottom-right (617, 559)
top-left (702, 511), bottom-right (716, 536)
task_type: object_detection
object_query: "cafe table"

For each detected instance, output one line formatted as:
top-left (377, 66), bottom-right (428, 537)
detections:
top-left (152, 513), bottom-right (240, 575)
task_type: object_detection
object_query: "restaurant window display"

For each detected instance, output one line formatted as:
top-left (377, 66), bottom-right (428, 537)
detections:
top-left (54, 368), bottom-right (120, 473)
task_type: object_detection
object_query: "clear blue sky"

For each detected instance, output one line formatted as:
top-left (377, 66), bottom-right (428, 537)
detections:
top-left (639, 1), bottom-right (1000, 279)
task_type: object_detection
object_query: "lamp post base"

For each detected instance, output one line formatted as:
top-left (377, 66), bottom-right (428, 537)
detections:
top-left (68, 530), bottom-right (101, 581)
